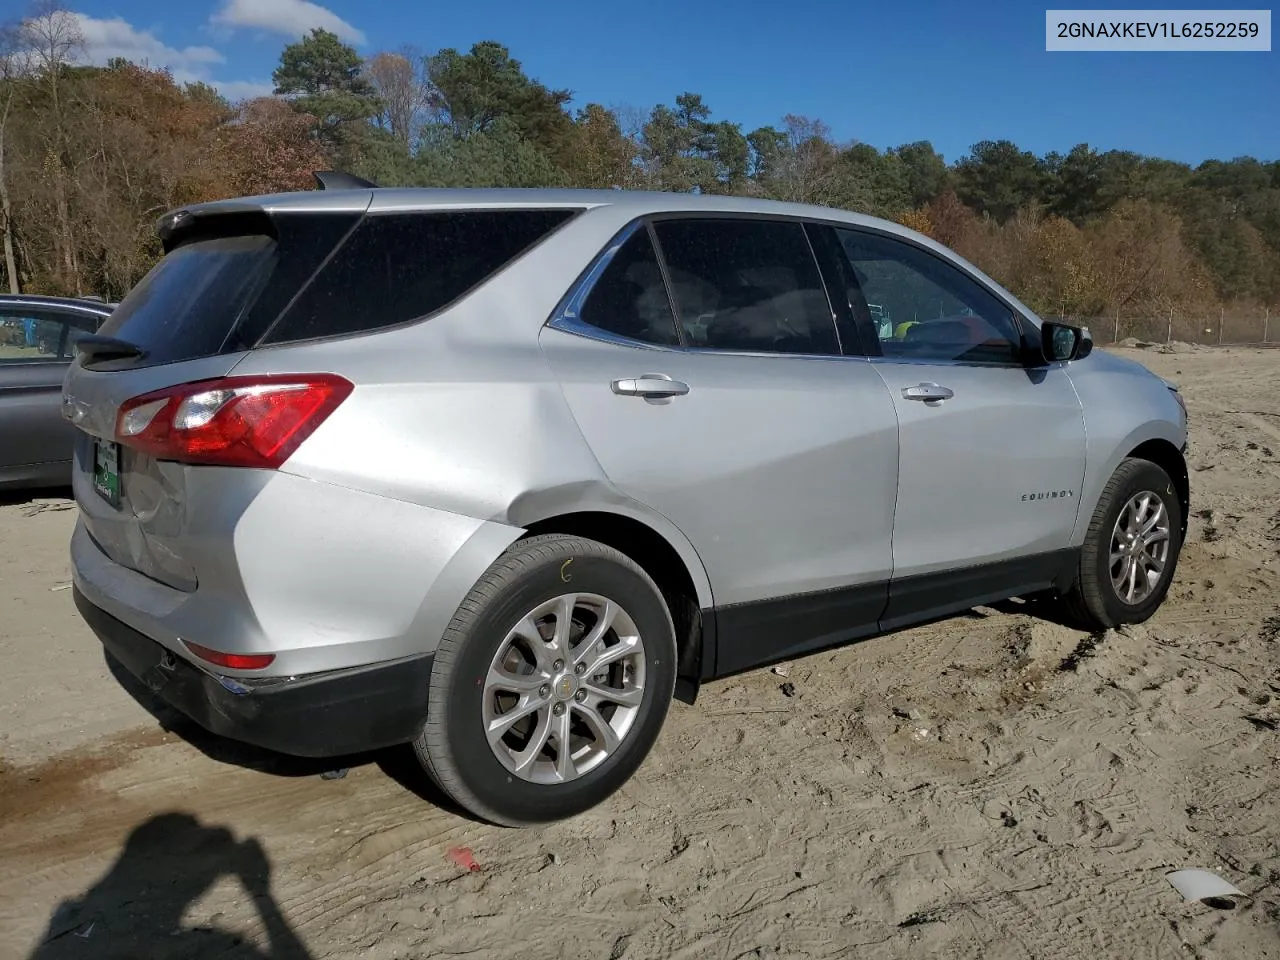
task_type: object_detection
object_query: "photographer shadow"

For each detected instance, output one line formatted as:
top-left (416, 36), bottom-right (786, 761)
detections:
top-left (27, 813), bottom-right (311, 960)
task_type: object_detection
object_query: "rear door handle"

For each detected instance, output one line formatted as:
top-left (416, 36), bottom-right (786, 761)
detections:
top-left (612, 375), bottom-right (690, 399)
top-left (902, 382), bottom-right (954, 403)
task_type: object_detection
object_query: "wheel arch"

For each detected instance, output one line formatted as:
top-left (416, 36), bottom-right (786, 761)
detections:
top-left (518, 509), bottom-right (715, 702)
top-left (1074, 418), bottom-right (1187, 548)
top-left (1126, 438), bottom-right (1189, 539)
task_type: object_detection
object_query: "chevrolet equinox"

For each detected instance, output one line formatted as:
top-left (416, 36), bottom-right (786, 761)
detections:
top-left (65, 181), bottom-right (1189, 826)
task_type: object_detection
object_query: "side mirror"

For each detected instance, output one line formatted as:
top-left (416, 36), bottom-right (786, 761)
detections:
top-left (1040, 321), bottom-right (1089, 363)
top-left (1076, 327), bottom-right (1093, 359)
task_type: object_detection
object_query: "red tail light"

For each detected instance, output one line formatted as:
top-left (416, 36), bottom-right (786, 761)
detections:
top-left (115, 374), bottom-right (352, 468)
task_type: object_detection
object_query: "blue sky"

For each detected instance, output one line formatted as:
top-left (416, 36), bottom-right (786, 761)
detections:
top-left (29, 0), bottom-right (1280, 164)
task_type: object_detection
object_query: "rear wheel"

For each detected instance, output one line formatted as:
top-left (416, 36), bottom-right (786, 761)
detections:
top-left (1062, 457), bottom-right (1183, 630)
top-left (415, 534), bottom-right (676, 826)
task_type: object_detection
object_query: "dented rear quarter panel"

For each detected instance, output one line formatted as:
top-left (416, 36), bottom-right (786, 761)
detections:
top-left (225, 205), bottom-right (720, 651)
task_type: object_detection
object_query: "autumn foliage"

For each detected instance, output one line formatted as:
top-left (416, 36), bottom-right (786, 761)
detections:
top-left (2, 57), bottom-right (323, 297)
top-left (1, 10), bottom-right (1277, 338)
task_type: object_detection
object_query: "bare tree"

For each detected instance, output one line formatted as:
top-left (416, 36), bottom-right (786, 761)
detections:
top-left (365, 47), bottom-right (427, 145)
top-left (18, 0), bottom-right (83, 290)
top-left (609, 103), bottom-right (657, 189)
top-left (19, 0), bottom-right (81, 63)
top-left (769, 115), bottom-right (840, 205)
top-left (610, 103), bottom-right (649, 144)
top-left (0, 23), bottom-right (22, 292)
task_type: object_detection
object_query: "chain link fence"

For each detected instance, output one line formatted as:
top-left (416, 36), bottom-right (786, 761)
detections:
top-left (1056, 307), bottom-right (1277, 347)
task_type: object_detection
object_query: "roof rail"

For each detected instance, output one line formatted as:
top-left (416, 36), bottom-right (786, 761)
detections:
top-left (312, 170), bottom-right (378, 190)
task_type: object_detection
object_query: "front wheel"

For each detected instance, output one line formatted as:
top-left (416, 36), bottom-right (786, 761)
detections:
top-left (1062, 457), bottom-right (1184, 631)
top-left (414, 534), bottom-right (677, 826)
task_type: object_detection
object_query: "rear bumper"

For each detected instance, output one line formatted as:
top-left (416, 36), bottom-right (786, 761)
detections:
top-left (75, 586), bottom-right (433, 758)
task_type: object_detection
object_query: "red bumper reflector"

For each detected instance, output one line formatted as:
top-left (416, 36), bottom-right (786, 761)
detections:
top-left (184, 641), bottom-right (276, 671)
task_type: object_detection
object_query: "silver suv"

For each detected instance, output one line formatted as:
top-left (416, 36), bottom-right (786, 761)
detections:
top-left (65, 184), bottom-right (1189, 826)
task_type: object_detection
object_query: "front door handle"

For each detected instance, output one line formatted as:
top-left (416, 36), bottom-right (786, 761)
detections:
top-left (612, 375), bottom-right (690, 399)
top-left (902, 382), bottom-right (954, 403)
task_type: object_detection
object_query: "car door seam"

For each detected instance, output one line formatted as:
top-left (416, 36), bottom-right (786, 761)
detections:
top-left (865, 359), bottom-right (904, 594)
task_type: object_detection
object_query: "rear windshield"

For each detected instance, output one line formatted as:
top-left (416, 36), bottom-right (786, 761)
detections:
top-left (93, 208), bottom-right (577, 368)
top-left (94, 235), bottom-right (274, 367)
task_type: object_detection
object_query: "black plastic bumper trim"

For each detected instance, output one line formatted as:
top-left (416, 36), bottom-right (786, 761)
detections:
top-left (74, 586), bottom-right (433, 758)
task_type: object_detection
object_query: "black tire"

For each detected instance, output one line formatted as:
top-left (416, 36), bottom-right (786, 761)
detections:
top-left (414, 534), bottom-right (677, 827)
top-left (1062, 457), bottom-right (1183, 631)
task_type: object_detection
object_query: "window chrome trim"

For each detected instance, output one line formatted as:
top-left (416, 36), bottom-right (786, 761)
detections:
top-left (545, 217), bottom-right (682, 352)
top-left (683, 347), bottom-right (869, 364)
top-left (866, 354), bottom-right (1039, 371)
top-left (546, 312), bottom-right (864, 363)
top-left (548, 218), bottom-right (645, 327)
top-left (548, 314), bottom-right (682, 352)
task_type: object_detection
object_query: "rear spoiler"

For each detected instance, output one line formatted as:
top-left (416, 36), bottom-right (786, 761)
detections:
top-left (155, 205), bottom-right (275, 253)
top-left (312, 171), bottom-right (378, 190)
top-left (155, 172), bottom-right (376, 252)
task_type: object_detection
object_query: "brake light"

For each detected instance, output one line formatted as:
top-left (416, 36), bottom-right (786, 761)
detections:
top-left (115, 374), bottom-right (352, 468)
top-left (183, 641), bottom-right (276, 671)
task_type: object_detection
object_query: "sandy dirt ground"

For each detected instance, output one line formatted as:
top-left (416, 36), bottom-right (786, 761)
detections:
top-left (1, 346), bottom-right (1277, 960)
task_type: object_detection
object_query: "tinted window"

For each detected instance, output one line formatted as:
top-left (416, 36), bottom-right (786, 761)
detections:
top-left (652, 219), bottom-right (839, 355)
top-left (95, 235), bottom-right (276, 366)
top-left (0, 308), bottom-right (104, 363)
top-left (575, 228), bottom-right (681, 345)
top-left (266, 209), bottom-right (577, 344)
top-left (837, 229), bottom-right (1023, 364)
top-left (225, 212), bottom-right (361, 351)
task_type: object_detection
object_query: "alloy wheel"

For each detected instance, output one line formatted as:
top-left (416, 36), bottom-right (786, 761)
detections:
top-left (1109, 490), bottom-right (1171, 605)
top-left (482, 593), bottom-right (646, 784)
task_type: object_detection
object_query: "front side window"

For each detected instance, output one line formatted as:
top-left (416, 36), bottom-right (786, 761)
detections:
top-left (652, 218), bottom-right (840, 356)
top-left (836, 229), bottom-right (1024, 365)
top-left (575, 227), bottom-right (682, 346)
top-left (0, 309), bottom-right (98, 362)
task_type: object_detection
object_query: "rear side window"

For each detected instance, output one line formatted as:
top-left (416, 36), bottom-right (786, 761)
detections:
top-left (95, 235), bottom-right (275, 366)
top-left (264, 209), bottom-right (577, 344)
top-left (652, 219), bottom-right (840, 356)
top-left (576, 228), bottom-right (681, 346)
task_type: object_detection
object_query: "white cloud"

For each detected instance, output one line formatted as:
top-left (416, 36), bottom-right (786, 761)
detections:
top-left (209, 0), bottom-right (366, 45)
top-left (213, 79), bottom-right (276, 101)
top-left (56, 12), bottom-right (273, 103)
top-left (71, 13), bottom-right (225, 78)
